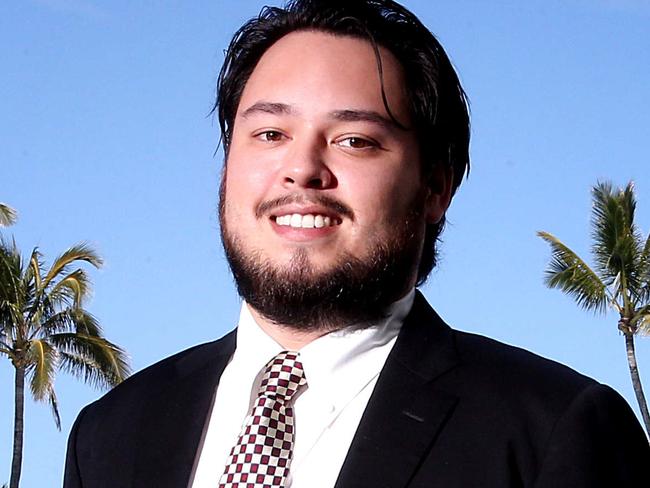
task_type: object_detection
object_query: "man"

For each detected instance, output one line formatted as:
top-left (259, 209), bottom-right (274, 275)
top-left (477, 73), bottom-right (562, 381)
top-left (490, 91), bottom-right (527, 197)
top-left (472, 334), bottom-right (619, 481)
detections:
top-left (63, 0), bottom-right (649, 487)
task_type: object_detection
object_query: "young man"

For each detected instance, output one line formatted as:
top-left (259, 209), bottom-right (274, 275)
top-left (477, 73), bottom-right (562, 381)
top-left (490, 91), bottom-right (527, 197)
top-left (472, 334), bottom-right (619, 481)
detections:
top-left (64, 1), bottom-right (649, 487)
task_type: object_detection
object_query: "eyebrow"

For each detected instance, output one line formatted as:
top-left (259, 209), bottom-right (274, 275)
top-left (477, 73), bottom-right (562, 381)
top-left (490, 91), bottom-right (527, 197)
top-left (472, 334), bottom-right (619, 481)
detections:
top-left (240, 102), bottom-right (406, 131)
top-left (241, 102), bottom-right (294, 118)
top-left (329, 109), bottom-right (405, 131)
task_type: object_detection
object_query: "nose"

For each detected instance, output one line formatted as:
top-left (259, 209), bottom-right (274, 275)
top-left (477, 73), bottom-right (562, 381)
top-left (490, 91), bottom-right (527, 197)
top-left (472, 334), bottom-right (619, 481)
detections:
top-left (281, 137), bottom-right (336, 190)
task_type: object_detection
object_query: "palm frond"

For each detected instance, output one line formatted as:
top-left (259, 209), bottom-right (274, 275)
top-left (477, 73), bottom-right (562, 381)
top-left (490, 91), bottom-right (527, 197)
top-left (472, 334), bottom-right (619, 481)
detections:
top-left (24, 339), bottom-right (63, 429)
top-left (43, 243), bottom-right (103, 290)
top-left (538, 231), bottom-right (610, 313)
top-left (590, 181), bottom-right (642, 287)
top-left (26, 339), bottom-right (58, 401)
top-left (28, 248), bottom-right (43, 294)
top-left (29, 309), bottom-right (72, 338)
top-left (637, 313), bottom-right (650, 336)
top-left (70, 309), bottom-right (103, 336)
top-left (48, 269), bottom-right (92, 308)
top-left (49, 333), bottom-right (130, 387)
top-left (641, 232), bottom-right (650, 268)
top-left (0, 242), bottom-right (21, 337)
top-left (0, 239), bottom-right (23, 306)
top-left (639, 233), bottom-right (650, 305)
top-left (621, 181), bottom-right (638, 225)
top-left (22, 248), bottom-right (42, 312)
top-left (3, 303), bottom-right (25, 343)
top-left (33, 308), bottom-right (102, 338)
top-left (591, 182), bottom-right (622, 279)
top-left (632, 304), bottom-right (650, 334)
top-left (58, 352), bottom-right (120, 391)
top-left (0, 203), bottom-right (17, 227)
top-left (47, 389), bottom-right (61, 430)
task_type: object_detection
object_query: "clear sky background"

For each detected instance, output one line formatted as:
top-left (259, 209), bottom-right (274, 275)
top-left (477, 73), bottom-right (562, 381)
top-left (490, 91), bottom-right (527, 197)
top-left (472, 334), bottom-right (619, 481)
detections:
top-left (2, 0), bottom-right (649, 486)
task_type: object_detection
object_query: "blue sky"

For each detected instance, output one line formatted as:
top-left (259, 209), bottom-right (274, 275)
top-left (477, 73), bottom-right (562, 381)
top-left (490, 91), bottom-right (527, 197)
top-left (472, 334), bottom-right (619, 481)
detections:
top-left (2, 0), bottom-right (649, 486)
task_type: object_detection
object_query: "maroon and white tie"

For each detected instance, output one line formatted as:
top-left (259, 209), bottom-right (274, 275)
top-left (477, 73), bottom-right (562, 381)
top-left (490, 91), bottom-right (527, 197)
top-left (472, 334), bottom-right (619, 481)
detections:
top-left (218, 351), bottom-right (307, 488)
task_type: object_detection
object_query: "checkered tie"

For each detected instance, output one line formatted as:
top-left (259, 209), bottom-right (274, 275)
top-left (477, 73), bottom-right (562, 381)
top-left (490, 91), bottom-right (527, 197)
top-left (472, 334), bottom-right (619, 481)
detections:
top-left (218, 351), bottom-right (307, 488)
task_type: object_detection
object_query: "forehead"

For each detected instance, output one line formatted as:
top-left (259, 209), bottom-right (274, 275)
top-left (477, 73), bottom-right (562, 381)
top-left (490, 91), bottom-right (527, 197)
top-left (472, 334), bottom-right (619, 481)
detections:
top-left (236, 30), bottom-right (411, 123)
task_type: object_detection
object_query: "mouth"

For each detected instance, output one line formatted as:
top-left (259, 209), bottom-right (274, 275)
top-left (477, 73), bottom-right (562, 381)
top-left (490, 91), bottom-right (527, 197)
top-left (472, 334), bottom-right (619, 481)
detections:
top-left (272, 213), bottom-right (343, 229)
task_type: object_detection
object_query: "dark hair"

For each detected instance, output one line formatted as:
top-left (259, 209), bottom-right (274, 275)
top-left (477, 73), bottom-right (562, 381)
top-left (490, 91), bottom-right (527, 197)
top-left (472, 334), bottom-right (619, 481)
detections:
top-left (215, 0), bottom-right (470, 285)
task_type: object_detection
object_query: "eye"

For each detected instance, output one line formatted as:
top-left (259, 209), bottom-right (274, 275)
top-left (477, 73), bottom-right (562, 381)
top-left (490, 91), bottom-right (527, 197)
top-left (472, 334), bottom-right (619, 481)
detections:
top-left (255, 130), bottom-right (285, 142)
top-left (335, 136), bottom-right (378, 150)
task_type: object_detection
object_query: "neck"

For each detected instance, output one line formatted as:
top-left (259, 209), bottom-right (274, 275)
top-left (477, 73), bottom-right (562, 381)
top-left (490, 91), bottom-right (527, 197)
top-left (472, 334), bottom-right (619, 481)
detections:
top-left (248, 306), bottom-right (331, 350)
top-left (246, 285), bottom-right (416, 350)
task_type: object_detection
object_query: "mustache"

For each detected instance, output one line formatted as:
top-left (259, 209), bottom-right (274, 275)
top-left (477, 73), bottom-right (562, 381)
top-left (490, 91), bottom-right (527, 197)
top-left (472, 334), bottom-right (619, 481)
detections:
top-left (256, 194), bottom-right (354, 220)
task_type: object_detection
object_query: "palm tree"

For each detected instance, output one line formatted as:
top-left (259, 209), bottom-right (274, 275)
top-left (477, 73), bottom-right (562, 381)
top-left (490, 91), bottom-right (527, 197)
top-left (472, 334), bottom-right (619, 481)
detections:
top-left (0, 203), bottom-right (17, 227)
top-left (0, 239), bottom-right (130, 488)
top-left (538, 181), bottom-right (650, 436)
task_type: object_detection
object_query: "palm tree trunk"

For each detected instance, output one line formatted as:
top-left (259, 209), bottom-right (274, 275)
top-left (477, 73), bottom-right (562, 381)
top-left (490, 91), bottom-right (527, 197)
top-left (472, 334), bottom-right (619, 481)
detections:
top-left (10, 366), bottom-right (25, 488)
top-left (624, 332), bottom-right (650, 436)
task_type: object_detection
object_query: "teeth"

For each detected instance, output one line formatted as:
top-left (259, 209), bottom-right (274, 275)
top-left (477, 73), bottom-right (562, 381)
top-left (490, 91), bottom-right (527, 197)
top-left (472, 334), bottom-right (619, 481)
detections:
top-left (275, 213), bottom-right (338, 228)
top-left (301, 214), bottom-right (314, 228)
top-left (290, 214), bottom-right (302, 228)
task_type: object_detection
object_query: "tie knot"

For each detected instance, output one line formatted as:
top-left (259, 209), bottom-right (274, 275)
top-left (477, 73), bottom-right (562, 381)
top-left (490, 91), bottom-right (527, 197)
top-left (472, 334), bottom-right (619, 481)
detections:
top-left (258, 351), bottom-right (307, 402)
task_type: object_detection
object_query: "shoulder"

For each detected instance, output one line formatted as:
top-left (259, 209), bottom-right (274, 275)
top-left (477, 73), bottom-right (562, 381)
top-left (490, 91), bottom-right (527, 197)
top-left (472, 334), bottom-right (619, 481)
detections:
top-left (401, 295), bottom-right (649, 484)
top-left (408, 292), bottom-right (598, 403)
top-left (64, 331), bottom-right (237, 485)
top-left (431, 316), bottom-right (625, 427)
top-left (76, 330), bottom-right (236, 423)
top-left (450, 327), bottom-right (631, 421)
top-left (453, 328), bottom-right (594, 395)
top-left (448, 331), bottom-right (649, 484)
top-left (406, 292), bottom-right (642, 439)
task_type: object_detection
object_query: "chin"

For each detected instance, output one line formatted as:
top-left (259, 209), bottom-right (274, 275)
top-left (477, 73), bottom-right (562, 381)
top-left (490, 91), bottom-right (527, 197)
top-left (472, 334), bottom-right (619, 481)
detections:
top-left (219, 184), bottom-right (430, 331)
top-left (221, 228), bottom-right (421, 332)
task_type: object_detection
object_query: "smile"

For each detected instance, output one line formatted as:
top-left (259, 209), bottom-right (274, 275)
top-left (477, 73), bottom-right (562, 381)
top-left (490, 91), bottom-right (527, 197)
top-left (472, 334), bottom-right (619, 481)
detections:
top-left (273, 213), bottom-right (341, 228)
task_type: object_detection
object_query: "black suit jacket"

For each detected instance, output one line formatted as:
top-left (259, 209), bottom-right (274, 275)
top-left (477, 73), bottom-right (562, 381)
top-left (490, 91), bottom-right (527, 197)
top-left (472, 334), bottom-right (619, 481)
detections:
top-left (64, 292), bottom-right (650, 487)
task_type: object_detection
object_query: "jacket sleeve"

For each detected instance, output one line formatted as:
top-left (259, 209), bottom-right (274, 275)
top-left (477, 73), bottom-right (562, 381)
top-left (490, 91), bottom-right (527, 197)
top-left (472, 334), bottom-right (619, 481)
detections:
top-left (533, 383), bottom-right (650, 487)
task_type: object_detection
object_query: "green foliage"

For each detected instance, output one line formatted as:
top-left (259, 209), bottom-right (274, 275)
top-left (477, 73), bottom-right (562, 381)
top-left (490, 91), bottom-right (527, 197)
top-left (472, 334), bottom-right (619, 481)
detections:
top-left (537, 231), bottom-right (609, 314)
top-left (0, 203), bottom-right (17, 227)
top-left (0, 236), bottom-right (131, 429)
top-left (538, 181), bottom-right (650, 333)
top-left (539, 180), bottom-right (650, 434)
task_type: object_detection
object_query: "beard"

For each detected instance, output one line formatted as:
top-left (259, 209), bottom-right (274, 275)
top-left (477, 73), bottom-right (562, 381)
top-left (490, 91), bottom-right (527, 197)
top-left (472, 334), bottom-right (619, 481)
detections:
top-left (219, 188), bottom-right (428, 333)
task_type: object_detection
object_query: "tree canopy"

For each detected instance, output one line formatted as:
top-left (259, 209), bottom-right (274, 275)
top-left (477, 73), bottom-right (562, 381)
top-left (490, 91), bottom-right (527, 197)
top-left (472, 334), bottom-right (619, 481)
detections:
top-left (539, 180), bottom-right (650, 434)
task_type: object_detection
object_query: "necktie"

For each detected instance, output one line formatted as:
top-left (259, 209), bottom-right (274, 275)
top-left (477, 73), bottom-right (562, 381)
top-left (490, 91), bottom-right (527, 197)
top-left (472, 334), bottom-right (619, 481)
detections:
top-left (219, 351), bottom-right (307, 488)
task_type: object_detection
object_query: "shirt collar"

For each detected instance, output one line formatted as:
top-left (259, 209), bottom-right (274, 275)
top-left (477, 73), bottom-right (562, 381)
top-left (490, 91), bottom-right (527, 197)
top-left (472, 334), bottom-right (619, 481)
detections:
top-left (299, 289), bottom-right (414, 391)
top-left (232, 289), bottom-right (415, 406)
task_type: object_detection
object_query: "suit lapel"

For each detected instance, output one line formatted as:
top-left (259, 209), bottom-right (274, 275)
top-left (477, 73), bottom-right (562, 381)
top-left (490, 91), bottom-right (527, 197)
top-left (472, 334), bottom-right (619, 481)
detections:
top-left (335, 292), bottom-right (460, 488)
top-left (132, 331), bottom-right (236, 487)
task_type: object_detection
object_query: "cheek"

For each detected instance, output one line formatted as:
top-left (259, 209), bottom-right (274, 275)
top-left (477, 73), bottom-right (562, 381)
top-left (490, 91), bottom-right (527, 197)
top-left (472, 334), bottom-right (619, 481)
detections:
top-left (222, 166), bottom-right (255, 225)
top-left (345, 167), bottom-right (421, 220)
top-left (224, 159), bottom-right (275, 208)
top-left (226, 158), bottom-right (260, 187)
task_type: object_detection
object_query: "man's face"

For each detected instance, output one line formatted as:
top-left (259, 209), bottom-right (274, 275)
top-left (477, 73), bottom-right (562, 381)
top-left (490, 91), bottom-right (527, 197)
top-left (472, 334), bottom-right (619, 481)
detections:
top-left (220, 31), bottom-right (450, 329)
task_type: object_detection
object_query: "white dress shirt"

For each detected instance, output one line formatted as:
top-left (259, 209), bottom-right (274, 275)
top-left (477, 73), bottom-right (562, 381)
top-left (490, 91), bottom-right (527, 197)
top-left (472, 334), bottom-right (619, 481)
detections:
top-left (190, 289), bottom-right (414, 488)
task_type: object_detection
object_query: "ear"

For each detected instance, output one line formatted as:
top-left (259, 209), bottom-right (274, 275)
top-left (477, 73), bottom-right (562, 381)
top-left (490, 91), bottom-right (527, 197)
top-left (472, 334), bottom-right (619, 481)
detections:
top-left (424, 164), bottom-right (453, 224)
